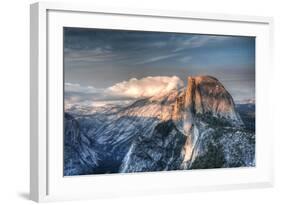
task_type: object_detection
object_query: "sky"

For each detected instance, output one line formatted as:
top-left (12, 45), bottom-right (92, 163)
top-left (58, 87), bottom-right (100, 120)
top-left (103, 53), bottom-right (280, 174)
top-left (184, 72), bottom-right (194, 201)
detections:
top-left (64, 27), bottom-right (255, 106)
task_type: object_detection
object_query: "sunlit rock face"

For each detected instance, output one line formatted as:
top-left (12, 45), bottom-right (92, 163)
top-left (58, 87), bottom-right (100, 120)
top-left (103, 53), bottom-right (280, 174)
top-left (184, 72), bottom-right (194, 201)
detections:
top-left (172, 76), bottom-right (243, 132)
top-left (64, 75), bottom-right (255, 175)
top-left (121, 76), bottom-right (254, 173)
top-left (168, 76), bottom-right (246, 168)
top-left (191, 76), bottom-right (243, 125)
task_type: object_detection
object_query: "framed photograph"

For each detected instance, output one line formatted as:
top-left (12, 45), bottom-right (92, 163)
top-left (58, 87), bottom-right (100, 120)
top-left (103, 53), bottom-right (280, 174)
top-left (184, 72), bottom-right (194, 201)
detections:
top-left (30, 2), bottom-right (274, 202)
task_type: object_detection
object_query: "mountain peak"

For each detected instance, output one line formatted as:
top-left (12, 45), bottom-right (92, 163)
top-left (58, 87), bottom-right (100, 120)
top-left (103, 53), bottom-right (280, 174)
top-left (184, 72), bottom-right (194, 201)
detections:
top-left (64, 75), bottom-right (255, 175)
top-left (190, 75), bottom-right (241, 120)
top-left (172, 75), bottom-right (243, 135)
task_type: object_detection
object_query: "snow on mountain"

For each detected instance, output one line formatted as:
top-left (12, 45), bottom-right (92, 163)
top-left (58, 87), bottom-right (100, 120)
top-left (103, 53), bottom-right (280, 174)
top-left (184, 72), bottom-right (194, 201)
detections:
top-left (64, 113), bottom-right (100, 175)
top-left (121, 76), bottom-right (254, 172)
top-left (64, 75), bottom-right (255, 175)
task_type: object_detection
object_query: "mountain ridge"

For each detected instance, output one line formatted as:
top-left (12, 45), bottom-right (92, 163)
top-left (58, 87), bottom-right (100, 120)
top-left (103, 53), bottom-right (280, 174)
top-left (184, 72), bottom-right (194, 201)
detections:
top-left (64, 75), bottom-right (255, 175)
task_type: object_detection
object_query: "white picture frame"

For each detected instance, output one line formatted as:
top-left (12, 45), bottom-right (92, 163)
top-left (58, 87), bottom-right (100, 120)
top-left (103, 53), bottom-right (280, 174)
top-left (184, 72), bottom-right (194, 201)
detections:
top-left (30, 1), bottom-right (274, 202)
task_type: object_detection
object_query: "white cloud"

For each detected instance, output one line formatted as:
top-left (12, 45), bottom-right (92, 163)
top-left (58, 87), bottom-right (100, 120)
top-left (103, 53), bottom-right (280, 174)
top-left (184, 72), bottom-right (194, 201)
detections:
top-left (65, 76), bottom-right (184, 108)
top-left (106, 76), bottom-right (184, 99)
top-left (65, 82), bottom-right (103, 93)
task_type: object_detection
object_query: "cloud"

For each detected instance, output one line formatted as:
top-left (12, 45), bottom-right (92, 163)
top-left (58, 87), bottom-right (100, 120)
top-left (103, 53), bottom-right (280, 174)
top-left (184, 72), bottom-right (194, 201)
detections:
top-left (106, 76), bottom-right (184, 99)
top-left (64, 45), bottom-right (124, 63)
top-left (64, 30), bottom-right (235, 67)
top-left (179, 56), bottom-right (192, 63)
top-left (183, 36), bottom-right (216, 47)
top-left (65, 82), bottom-right (103, 93)
top-left (65, 76), bottom-right (184, 107)
top-left (173, 35), bottom-right (232, 52)
top-left (135, 53), bottom-right (179, 65)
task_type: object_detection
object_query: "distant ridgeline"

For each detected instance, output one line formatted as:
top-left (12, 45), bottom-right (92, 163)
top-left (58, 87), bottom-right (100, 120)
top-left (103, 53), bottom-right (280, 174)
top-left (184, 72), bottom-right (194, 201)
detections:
top-left (64, 75), bottom-right (255, 176)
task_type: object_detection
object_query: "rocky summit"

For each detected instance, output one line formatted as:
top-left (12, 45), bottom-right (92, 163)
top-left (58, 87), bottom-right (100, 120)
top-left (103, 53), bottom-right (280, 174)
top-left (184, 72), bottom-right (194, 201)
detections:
top-left (64, 76), bottom-right (255, 176)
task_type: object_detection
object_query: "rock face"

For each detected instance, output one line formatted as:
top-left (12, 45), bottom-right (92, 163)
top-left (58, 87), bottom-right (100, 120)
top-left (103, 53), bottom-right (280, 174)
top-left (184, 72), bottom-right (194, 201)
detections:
top-left (120, 76), bottom-right (254, 172)
top-left (64, 75), bottom-right (255, 175)
top-left (172, 76), bottom-right (243, 132)
top-left (64, 113), bottom-right (100, 175)
top-left (120, 120), bottom-right (186, 172)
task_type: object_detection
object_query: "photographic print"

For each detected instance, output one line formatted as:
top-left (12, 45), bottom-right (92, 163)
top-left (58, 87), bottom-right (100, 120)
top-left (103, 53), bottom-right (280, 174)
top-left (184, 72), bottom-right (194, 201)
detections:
top-left (63, 28), bottom-right (255, 176)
